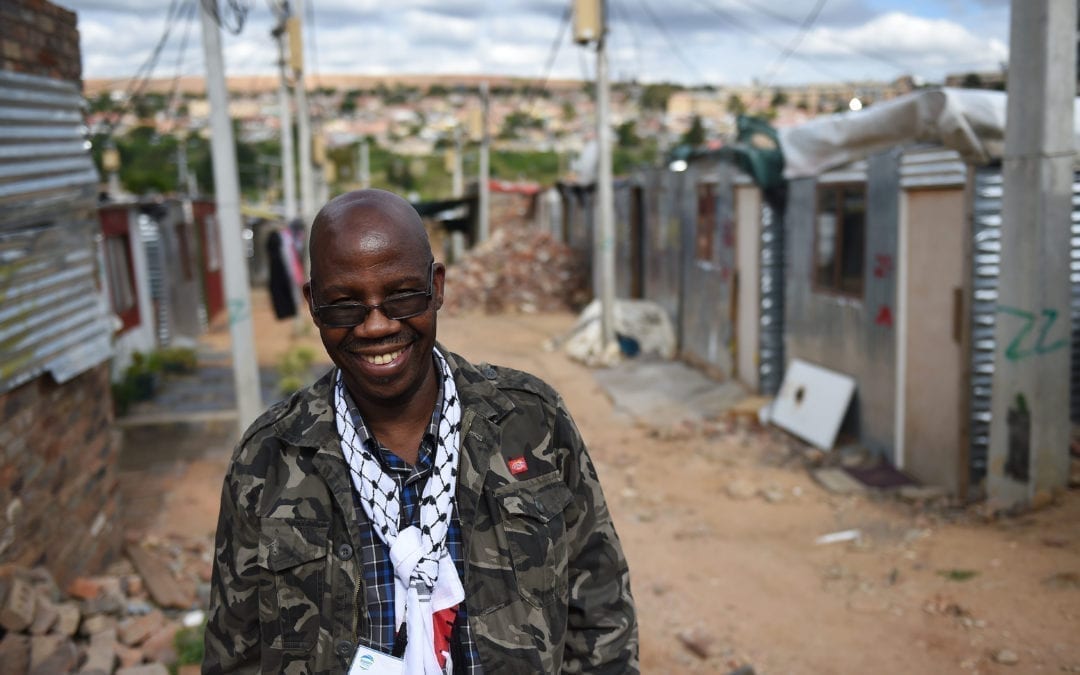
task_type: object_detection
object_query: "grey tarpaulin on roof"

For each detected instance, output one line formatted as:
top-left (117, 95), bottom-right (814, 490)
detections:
top-left (779, 87), bottom-right (1080, 178)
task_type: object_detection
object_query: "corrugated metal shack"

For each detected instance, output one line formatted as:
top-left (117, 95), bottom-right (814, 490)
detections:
top-left (99, 197), bottom-right (226, 374)
top-left (557, 118), bottom-right (786, 395)
top-left (778, 87), bottom-right (1080, 497)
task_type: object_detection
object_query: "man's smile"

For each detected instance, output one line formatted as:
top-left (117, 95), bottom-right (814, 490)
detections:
top-left (361, 347), bottom-right (405, 365)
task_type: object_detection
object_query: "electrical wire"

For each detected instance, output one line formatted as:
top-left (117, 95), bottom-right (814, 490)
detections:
top-left (99, 0), bottom-right (189, 138)
top-left (524, 5), bottom-right (572, 116)
top-left (609, 0), bottom-right (645, 83)
top-left (200, 0), bottom-right (252, 35)
top-left (688, 0), bottom-right (860, 84)
top-left (634, 0), bottom-right (706, 83)
top-left (761, 0), bottom-right (827, 87)
top-left (721, 0), bottom-right (914, 75)
top-left (166, 0), bottom-right (199, 120)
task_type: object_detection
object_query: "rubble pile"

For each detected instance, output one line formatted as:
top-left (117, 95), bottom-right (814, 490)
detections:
top-left (0, 535), bottom-right (212, 674)
top-left (443, 228), bottom-right (589, 314)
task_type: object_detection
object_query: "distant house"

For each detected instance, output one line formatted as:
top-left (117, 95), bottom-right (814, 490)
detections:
top-left (0, 0), bottom-right (122, 584)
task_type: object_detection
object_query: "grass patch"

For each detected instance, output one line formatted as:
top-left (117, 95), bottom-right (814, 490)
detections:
top-left (937, 569), bottom-right (978, 582)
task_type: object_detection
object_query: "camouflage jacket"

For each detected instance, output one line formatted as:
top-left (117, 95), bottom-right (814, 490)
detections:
top-left (203, 347), bottom-right (638, 674)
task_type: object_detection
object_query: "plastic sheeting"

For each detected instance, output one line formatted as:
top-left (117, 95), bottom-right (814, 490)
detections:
top-left (779, 87), bottom-right (1080, 178)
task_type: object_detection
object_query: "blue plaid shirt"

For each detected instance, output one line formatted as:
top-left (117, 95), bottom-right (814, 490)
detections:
top-left (342, 377), bottom-right (483, 674)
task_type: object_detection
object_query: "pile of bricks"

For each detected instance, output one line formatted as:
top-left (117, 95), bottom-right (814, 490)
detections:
top-left (0, 534), bottom-right (212, 674)
top-left (443, 227), bottom-right (589, 314)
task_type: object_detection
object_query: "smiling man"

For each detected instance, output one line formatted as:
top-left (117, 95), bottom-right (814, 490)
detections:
top-left (203, 189), bottom-right (638, 674)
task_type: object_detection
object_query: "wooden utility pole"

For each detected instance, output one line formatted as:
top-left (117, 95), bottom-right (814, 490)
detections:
top-left (987, 0), bottom-right (1077, 507)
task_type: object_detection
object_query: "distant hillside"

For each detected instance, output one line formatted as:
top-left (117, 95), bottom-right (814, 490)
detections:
top-left (84, 73), bottom-right (586, 96)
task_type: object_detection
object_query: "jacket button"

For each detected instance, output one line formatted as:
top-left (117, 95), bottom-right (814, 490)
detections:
top-left (336, 639), bottom-right (354, 658)
top-left (337, 543), bottom-right (354, 560)
top-left (534, 498), bottom-right (546, 516)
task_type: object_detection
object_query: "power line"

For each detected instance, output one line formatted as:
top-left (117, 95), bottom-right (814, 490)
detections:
top-left (688, 0), bottom-right (861, 84)
top-left (199, 0), bottom-right (252, 35)
top-left (525, 4), bottom-right (572, 116)
top-left (723, 0), bottom-right (914, 75)
top-left (634, 0), bottom-right (706, 83)
top-left (762, 0), bottom-right (827, 87)
top-left (609, 0), bottom-right (645, 82)
top-left (100, 0), bottom-right (189, 138)
top-left (166, 0), bottom-right (199, 119)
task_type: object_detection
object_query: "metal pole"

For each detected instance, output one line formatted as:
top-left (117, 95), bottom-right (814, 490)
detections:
top-left (176, 135), bottom-right (190, 195)
top-left (359, 139), bottom-right (370, 188)
top-left (478, 80), bottom-right (490, 242)
top-left (198, 0), bottom-right (263, 431)
top-left (987, 0), bottom-right (1076, 507)
top-left (595, 13), bottom-right (616, 352)
top-left (293, 0), bottom-right (316, 255)
top-left (275, 21), bottom-right (298, 221)
top-left (453, 125), bottom-right (464, 197)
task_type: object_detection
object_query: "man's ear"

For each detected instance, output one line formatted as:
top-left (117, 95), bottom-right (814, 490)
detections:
top-left (433, 263), bottom-right (445, 311)
top-left (302, 282), bottom-right (316, 317)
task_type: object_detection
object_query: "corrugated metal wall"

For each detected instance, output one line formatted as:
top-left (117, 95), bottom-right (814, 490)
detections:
top-left (679, 161), bottom-right (739, 376)
top-left (784, 150), bottom-right (899, 456)
top-left (969, 167), bottom-right (1080, 484)
top-left (0, 70), bottom-right (111, 394)
top-left (758, 198), bottom-right (784, 395)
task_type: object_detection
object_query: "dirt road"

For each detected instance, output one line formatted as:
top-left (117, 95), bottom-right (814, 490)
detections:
top-left (129, 291), bottom-right (1080, 674)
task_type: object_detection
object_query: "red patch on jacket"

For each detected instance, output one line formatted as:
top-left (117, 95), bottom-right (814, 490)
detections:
top-left (507, 456), bottom-right (528, 475)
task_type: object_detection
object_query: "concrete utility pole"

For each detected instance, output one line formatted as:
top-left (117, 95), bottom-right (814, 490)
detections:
top-left (987, 0), bottom-right (1077, 507)
top-left (575, 0), bottom-right (617, 353)
top-left (198, 0), bottom-right (263, 431)
top-left (358, 138), bottom-right (370, 188)
top-left (478, 80), bottom-right (491, 242)
top-left (289, 2), bottom-right (316, 256)
top-left (273, 13), bottom-right (298, 222)
top-left (452, 125), bottom-right (464, 197)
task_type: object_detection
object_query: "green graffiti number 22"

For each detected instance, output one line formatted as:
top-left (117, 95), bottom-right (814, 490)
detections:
top-left (996, 305), bottom-right (1069, 361)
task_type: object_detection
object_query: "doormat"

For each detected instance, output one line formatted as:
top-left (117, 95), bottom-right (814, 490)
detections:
top-left (842, 462), bottom-right (917, 489)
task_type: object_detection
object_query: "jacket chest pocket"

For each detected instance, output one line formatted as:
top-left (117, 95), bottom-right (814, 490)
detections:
top-left (258, 518), bottom-right (329, 652)
top-left (494, 473), bottom-right (574, 608)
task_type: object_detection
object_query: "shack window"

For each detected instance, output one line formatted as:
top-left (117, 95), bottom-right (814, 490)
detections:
top-left (814, 183), bottom-right (866, 296)
top-left (103, 234), bottom-right (139, 330)
top-left (696, 182), bottom-right (716, 261)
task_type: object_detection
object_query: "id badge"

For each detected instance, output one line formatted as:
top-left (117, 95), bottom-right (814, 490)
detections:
top-left (348, 644), bottom-right (405, 675)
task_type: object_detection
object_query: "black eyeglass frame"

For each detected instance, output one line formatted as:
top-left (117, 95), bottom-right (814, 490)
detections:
top-left (310, 262), bottom-right (436, 328)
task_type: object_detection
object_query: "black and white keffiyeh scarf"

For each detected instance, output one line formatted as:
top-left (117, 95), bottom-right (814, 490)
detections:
top-left (334, 348), bottom-right (463, 674)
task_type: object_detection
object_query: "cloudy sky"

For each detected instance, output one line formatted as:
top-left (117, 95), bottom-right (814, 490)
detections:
top-left (60, 0), bottom-right (1010, 88)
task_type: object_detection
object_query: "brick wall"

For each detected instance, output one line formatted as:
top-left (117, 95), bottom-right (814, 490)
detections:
top-left (0, 365), bottom-right (121, 588)
top-left (1, 0), bottom-right (82, 84)
top-left (0, 1), bottom-right (120, 588)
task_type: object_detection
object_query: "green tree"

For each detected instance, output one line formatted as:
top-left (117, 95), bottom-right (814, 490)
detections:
top-left (616, 120), bottom-right (640, 148)
top-left (680, 115), bottom-right (706, 147)
top-left (727, 93), bottom-right (746, 115)
top-left (640, 83), bottom-right (682, 111)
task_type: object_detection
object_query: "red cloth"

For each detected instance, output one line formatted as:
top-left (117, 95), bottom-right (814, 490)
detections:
top-left (433, 605), bottom-right (458, 668)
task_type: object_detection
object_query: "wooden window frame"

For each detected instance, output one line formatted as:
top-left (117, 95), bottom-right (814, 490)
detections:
top-left (812, 181), bottom-right (867, 298)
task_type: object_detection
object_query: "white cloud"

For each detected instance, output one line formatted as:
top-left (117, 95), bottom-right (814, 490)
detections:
top-left (70, 1), bottom-right (1014, 86)
top-left (801, 12), bottom-right (1009, 76)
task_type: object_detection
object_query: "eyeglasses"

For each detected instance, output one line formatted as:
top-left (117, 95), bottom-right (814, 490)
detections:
top-left (311, 263), bottom-right (434, 328)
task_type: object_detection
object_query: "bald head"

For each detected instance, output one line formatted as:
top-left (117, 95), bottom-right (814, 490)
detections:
top-left (309, 189), bottom-right (431, 284)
